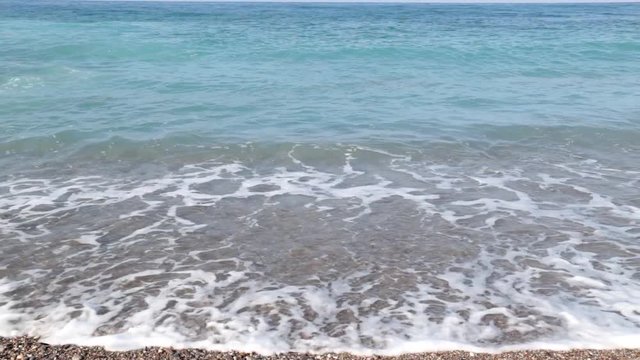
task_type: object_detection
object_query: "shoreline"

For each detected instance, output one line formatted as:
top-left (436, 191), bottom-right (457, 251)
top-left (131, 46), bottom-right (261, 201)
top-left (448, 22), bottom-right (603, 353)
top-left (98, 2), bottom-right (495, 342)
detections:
top-left (2, 337), bottom-right (640, 360)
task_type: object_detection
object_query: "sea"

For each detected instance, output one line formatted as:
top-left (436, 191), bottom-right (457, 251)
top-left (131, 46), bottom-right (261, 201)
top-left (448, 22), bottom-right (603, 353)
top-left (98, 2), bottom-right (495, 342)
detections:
top-left (0, 0), bottom-right (639, 354)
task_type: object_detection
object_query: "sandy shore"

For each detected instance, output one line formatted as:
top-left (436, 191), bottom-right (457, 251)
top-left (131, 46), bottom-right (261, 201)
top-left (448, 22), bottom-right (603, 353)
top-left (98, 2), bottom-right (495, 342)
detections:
top-left (1, 337), bottom-right (639, 360)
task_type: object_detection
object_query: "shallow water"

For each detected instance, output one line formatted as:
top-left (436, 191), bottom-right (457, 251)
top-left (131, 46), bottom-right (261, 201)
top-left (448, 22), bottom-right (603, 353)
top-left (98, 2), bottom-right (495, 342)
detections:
top-left (1, 1), bottom-right (639, 354)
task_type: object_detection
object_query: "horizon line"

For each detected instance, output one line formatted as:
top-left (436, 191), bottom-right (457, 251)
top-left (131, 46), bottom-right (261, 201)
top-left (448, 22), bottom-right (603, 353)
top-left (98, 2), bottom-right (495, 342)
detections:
top-left (81, 0), bottom-right (640, 3)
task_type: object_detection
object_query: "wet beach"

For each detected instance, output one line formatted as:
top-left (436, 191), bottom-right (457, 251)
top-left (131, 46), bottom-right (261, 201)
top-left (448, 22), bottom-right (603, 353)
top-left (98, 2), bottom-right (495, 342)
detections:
top-left (2, 337), bottom-right (640, 360)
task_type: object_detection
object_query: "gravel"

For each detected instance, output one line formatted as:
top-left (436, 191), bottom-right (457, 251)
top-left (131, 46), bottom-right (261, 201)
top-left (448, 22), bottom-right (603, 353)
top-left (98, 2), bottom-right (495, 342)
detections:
top-left (1, 336), bottom-right (639, 360)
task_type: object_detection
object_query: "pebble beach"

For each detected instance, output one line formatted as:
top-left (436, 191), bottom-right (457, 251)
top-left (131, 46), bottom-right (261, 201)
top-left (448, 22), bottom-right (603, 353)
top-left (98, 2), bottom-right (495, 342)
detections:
top-left (2, 337), bottom-right (640, 360)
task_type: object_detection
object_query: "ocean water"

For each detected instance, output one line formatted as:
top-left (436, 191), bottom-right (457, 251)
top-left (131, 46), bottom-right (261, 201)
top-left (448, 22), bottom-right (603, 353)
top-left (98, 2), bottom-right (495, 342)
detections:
top-left (1, 0), bottom-right (640, 354)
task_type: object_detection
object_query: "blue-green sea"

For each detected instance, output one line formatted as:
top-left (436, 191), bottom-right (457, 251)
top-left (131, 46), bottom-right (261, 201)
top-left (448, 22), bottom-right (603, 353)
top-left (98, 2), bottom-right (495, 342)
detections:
top-left (1, 0), bottom-right (639, 353)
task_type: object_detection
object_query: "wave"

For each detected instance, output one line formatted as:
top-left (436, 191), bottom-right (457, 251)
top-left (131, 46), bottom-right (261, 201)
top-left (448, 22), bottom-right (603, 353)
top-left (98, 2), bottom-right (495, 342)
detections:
top-left (1, 142), bottom-right (639, 353)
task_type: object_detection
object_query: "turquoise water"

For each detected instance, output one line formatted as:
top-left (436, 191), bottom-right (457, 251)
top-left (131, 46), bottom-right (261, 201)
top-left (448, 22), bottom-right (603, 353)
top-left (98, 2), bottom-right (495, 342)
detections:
top-left (1, 1), bottom-right (640, 353)
top-left (2, 2), bottom-right (639, 151)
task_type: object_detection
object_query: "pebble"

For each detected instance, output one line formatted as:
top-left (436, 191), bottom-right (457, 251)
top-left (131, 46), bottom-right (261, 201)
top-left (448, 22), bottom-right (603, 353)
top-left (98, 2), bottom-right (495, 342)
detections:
top-left (2, 336), bottom-right (640, 360)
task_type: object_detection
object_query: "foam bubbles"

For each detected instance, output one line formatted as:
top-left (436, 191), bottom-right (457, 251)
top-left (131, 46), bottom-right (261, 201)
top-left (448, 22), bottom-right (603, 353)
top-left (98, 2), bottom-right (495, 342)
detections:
top-left (0, 144), bottom-right (639, 353)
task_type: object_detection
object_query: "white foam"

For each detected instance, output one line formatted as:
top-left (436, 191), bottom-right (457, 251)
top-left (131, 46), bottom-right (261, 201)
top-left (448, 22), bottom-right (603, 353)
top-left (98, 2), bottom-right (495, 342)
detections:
top-left (1, 147), bottom-right (640, 354)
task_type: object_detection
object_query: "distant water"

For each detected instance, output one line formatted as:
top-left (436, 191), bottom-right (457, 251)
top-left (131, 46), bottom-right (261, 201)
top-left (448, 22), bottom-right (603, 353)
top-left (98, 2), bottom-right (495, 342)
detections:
top-left (1, 0), bottom-right (640, 354)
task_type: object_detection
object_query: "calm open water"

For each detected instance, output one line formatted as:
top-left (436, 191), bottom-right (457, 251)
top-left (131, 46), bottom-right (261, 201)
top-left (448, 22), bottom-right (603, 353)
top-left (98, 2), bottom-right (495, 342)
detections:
top-left (1, 0), bottom-right (640, 353)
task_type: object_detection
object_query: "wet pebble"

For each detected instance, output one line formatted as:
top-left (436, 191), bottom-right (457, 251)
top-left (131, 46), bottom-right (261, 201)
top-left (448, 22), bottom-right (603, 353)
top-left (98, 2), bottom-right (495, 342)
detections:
top-left (1, 336), bottom-right (640, 360)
